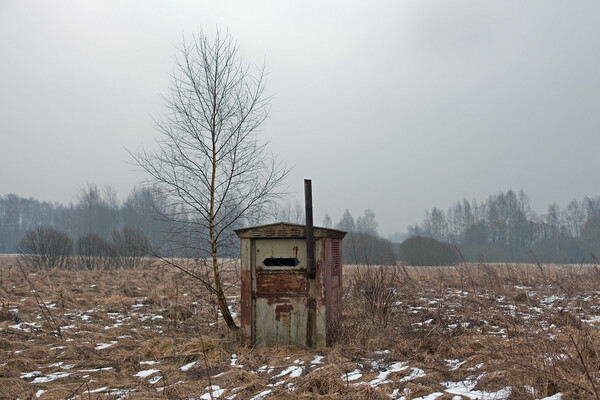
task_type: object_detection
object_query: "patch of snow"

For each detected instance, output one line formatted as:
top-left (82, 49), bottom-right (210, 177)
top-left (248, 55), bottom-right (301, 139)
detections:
top-left (107, 388), bottom-right (137, 395)
top-left (582, 316), bottom-right (600, 323)
top-left (230, 354), bottom-right (239, 367)
top-left (544, 353), bottom-right (569, 364)
top-left (35, 390), bottom-right (46, 398)
top-left (87, 386), bottom-right (108, 393)
top-left (200, 385), bottom-right (226, 399)
top-left (369, 361), bottom-right (408, 387)
top-left (446, 359), bottom-right (466, 371)
top-left (31, 372), bottom-right (72, 383)
top-left (149, 375), bottom-right (162, 384)
top-left (399, 367), bottom-right (426, 382)
top-left (524, 385), bottom-right (537, 396)
top-left (180, 361), bottom-right (197, 371)
top-left (95, 341), bottom-right (117, 350)
top-left (134, 369), bottom-right (160, 378)
top-left (9, 322), bottom-right (37, 332)
top-left (274, 366), bottom-right (303, 378)
top-left (46, 362), bottom-right (75, 369)
top-left (414, 319), bottom-right (434, 326)
top-left (79, 367), bottom-right (113, 372)
top-left (374, 349), bottom-right (390, 355)
top-left (467, 363), bottom-right (484, 371)
top-left (20, 371), bottom-right (42, 379)
top-left (311, 355), bottom-right (324, 364)
top-left (397, 392), bottom-right (444, 400)
top-left (537, 394), bottom-right (562, 400)
top-left (344, 369), bottom-right (362, 382)
top-left (140, 360), bottom-right (160, 365)
top-left (249, 389), bottom-right (272, 400)
top-left (443, 374), bottom-right (511, 400)
top-left (541, 295), bottom-right (564, 305)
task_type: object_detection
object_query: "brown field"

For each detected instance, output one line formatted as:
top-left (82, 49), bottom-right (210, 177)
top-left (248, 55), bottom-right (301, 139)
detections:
top-left (1, 255), bottom-right (600, 399)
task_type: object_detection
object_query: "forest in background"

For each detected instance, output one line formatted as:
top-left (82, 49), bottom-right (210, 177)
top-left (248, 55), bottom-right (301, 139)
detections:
top-left (0, 185), bottom-right (169, 255)
top-left (2, 186), bottom-right (600, 265)
top-left (408, 190), bottom-right (600, 264)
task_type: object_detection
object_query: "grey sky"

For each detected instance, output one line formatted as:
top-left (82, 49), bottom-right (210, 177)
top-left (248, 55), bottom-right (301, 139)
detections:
top-left (1, 1), bottom-right (599, 235)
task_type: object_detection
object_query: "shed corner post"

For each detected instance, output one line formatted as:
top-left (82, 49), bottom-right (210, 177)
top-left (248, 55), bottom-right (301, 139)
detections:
top-left (239, 237), bottom-right (253, 345)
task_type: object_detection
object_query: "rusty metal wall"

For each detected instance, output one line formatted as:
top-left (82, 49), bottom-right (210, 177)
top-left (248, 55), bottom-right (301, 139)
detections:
top-left (238, 225), bottom-right (344, 348)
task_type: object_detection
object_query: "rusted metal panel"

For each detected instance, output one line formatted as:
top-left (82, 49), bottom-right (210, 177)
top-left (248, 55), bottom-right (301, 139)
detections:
top-left (256, 272), bottom-right (307, 295)
top-left (254, 297), bottom-right (309, 346)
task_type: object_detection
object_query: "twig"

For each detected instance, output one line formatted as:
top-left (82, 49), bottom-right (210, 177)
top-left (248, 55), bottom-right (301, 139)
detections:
top-left (64, 380), bottom-right (87, 400)
top-left (200, 335), bottom-right (215, 400)
top-left (570, 334), bottom-right (600, 400)
top-left (17, 263), bottom-right (62, 336)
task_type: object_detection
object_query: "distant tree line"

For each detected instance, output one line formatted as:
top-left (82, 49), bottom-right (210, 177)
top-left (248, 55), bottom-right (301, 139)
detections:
top-left (9, 186), bottom-right (596, 265)
top-left (0, 183), bottom-right (248, 260)
top-left (408, 190), bottom-right (600, 263)
top-left (0, 184), bottom-right (169, 255)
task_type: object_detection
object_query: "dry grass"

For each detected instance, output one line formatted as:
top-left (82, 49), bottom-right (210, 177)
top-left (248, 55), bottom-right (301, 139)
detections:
top-left (1, 255), bottom-right (600, 399)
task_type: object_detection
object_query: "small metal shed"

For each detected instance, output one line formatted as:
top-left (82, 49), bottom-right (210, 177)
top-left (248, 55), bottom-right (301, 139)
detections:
top-left (235, 222), bottom-right (346, 348)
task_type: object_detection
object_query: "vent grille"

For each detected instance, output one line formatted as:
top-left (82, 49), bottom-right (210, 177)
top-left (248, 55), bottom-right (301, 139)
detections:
top-left (332, 240), bottom-right (341, 276)
top-left (264, 228), bottom-right (275, 237)
top-left (290, 228), bottom-right (303, 236)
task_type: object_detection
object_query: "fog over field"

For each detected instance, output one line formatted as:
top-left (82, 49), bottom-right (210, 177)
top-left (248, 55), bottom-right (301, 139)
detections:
top-left (1, 1), bottom-right (600, 235)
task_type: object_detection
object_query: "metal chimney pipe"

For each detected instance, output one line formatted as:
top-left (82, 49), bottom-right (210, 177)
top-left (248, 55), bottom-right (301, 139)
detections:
top-left (305, 179), bottom-right (315, 278)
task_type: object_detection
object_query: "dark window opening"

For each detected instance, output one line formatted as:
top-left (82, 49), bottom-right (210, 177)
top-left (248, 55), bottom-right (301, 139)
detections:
top-left (263, 257), bottom-right (300, 267)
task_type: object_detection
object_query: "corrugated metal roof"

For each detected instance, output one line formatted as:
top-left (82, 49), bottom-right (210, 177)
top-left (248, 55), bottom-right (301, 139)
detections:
top-left (235, 222), bottom-right (346, 239)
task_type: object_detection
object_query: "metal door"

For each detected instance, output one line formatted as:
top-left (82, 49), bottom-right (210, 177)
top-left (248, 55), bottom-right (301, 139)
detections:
top-left (252, 239), bottom-right (309, 346)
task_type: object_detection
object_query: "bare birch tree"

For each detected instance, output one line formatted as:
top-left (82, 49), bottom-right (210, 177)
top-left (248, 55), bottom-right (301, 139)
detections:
top-left (134, 30), bottom-right (288, 330)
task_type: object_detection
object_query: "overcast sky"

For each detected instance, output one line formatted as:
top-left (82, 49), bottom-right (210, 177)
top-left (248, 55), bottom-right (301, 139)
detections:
top-left (1, 1), bottom-right (599, 235)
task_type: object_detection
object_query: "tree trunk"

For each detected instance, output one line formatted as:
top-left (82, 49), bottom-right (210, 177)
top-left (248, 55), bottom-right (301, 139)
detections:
top-left (211, 245), bottom-right (239, 330)
top-left (209, 111), bottom-right (239, 331)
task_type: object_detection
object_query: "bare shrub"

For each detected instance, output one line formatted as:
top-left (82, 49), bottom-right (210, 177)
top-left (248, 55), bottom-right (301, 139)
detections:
top-left (348, 264), bottom-right (402, 321)
top-left (296, 364), bottom-right (346, 396)
top-left (75, 233), bottom-right (111, 270)
top-left (18, 226), bottom-right (72, 269)
top-left (110, 226), bottom-right (151, 269)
